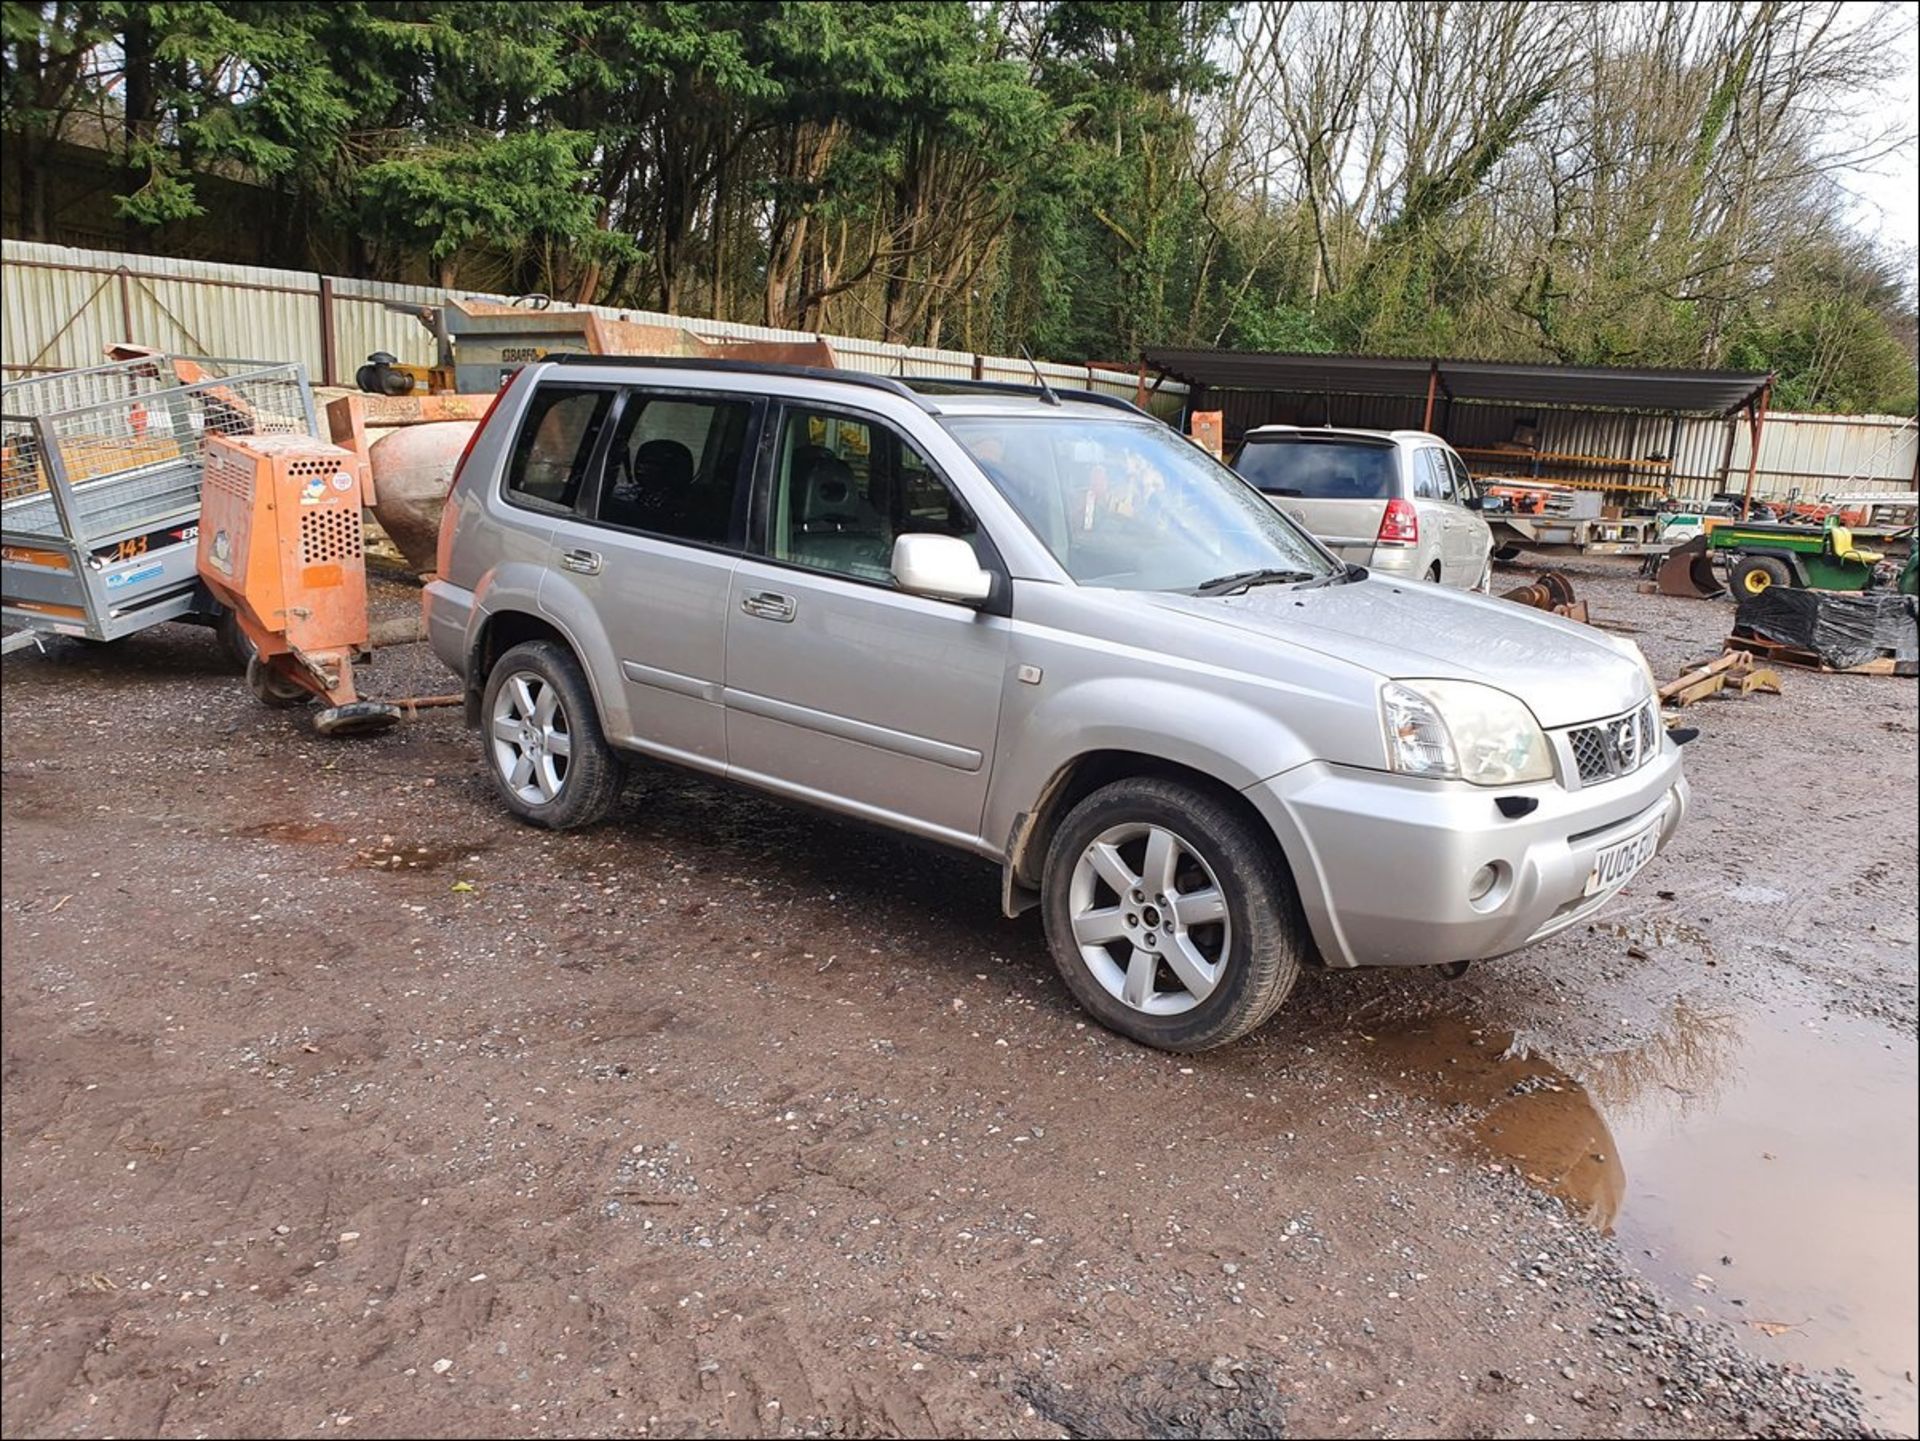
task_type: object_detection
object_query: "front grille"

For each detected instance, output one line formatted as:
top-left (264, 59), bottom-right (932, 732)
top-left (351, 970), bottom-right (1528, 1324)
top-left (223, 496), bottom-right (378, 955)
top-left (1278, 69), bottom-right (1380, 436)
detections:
top-left (1563, 702), bottom-right (1658, 786)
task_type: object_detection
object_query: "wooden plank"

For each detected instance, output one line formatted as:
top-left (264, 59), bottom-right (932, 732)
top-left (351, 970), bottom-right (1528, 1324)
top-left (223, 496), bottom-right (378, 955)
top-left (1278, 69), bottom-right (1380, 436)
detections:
top-left (1455, 445), bottom-right (1670, 473)
top-left (1475, 473), bottom-right (1668, 494)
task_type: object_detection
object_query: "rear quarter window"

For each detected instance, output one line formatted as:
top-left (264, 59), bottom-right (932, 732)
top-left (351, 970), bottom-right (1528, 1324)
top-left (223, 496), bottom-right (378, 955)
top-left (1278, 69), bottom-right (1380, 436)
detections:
top-left (505, 386), bottom-right (613, 513)
top-left (1234, 439), bottom-right (1397, 500)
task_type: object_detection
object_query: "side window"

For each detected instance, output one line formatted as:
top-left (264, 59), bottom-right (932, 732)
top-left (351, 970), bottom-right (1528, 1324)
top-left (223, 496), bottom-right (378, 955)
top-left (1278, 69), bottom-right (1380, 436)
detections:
top-left (506, 386), bottom-right (613, 511)
top-left (596, 391), bottom-right (754, 543)
top-left (763, 405), bottom-right (978, 584)
top-left (1446, 450), bottom-right (1474, 502)
top-left (1410, 449), bottom-right (1444, 500)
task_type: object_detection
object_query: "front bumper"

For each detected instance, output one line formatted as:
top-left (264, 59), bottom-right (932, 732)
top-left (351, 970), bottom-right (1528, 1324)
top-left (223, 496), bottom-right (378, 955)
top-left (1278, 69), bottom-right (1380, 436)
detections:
top-left (1243, 743), bottom-right (1688, 968)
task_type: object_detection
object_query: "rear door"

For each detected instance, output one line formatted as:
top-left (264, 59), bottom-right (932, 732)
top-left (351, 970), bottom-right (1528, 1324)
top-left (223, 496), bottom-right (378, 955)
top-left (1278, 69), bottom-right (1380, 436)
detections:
top-left (1443, 448), bottom-right (1492, 583)
top-left (723, 400), bottom-right (1010, 847)
top-left (1233, 436), bottom-right (1396, 563)
top-left (1411, 448), bottom-right (1461, 581)
top-left (542, 384), bottom-right (761, 766)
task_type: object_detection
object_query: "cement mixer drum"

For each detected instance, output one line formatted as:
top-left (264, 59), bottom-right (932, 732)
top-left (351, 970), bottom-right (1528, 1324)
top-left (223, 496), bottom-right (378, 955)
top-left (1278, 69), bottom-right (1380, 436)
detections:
top-left (367, 419), bottom-right (478, 571)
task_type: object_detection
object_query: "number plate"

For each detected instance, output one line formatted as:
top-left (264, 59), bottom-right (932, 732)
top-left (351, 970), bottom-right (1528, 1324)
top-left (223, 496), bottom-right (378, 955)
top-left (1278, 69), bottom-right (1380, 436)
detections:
top-left (1583, 812), bottom-right (1664, 897)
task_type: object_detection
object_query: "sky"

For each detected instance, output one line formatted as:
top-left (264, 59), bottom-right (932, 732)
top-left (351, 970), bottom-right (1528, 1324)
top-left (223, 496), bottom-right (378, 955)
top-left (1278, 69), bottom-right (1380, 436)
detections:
top-left (1832, 4), bottom-right (1920, 260)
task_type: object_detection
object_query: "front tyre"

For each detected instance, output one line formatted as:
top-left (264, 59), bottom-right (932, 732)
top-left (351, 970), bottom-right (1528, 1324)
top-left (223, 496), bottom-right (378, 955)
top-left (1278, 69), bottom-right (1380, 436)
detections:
top-left (482, 640), bottom-right (623, 829)
top-left (1732, 554), bottom-right (1792, 599)
top-left (1040, 777), bottom-right (1307, 1051)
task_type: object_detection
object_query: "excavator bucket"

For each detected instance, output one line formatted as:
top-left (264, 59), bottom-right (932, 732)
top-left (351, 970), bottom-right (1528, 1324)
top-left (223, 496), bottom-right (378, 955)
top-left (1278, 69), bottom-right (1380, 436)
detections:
top-left (1499, 570), bottom-right (1590, 624)
top-left (1655, 535), bottom-right (1725, 599)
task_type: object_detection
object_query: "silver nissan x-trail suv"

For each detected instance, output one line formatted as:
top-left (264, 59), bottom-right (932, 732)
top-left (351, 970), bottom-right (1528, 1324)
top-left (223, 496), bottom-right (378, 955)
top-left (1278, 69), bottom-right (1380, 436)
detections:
top-left (426, 359), bottom-right (1687, 1051)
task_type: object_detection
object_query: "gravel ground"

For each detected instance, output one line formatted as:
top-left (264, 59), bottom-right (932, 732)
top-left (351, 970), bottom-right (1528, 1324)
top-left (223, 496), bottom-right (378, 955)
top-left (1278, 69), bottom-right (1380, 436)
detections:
top-left (2, 556), bottom-right (1913, 1439)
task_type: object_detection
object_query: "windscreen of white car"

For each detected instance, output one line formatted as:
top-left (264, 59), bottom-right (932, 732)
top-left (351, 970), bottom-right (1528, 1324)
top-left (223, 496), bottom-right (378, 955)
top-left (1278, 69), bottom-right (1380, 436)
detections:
top-left (944, 416), bottom-right (1341, 593)
top-left (1233, 436), bottom-right (1398, 500)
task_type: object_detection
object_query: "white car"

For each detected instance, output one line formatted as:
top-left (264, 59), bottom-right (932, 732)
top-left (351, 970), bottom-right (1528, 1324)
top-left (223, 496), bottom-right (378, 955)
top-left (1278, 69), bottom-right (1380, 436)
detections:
top-left (1233, 425), bottom-right (1496, 590)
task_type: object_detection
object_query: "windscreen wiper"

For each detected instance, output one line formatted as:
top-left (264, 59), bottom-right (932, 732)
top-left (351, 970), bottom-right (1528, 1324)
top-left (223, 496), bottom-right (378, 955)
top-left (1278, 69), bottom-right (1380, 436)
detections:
top-left (1296, 563), bottom-right (1361, 588)
top-left (1192, 567), bottom-right (1318, 596)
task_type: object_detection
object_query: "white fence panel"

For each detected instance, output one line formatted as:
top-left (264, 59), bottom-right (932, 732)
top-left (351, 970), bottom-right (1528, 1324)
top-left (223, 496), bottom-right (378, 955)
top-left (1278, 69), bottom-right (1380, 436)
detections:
top-left (1728, 411), bottom-right (1917, 496)
top-left (1, 250), bottom-right (122, 371)
top-left (1, 237), bottom-right (1179, 411)
top-left (125, 258), bottom-right (322, 377)
top-left (828, 337), bottom-right (975, 379)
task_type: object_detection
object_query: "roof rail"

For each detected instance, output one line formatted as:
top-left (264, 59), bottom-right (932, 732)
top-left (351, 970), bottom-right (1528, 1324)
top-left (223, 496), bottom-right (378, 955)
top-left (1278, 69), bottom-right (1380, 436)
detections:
top-left (547, 353), bottom-right (939, 413)
top-left (898, 376), bottom-right (1156, 419)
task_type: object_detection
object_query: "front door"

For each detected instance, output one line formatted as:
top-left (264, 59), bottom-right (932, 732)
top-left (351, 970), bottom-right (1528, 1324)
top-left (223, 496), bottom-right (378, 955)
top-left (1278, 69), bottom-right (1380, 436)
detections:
top-left (723, 402), bottom-right (1010, 847)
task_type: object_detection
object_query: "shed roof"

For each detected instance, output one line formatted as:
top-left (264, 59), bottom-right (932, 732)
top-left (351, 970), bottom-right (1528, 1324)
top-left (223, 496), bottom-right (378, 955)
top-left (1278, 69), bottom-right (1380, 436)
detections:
top-left (1140, 348), bottom-right (1771, 417)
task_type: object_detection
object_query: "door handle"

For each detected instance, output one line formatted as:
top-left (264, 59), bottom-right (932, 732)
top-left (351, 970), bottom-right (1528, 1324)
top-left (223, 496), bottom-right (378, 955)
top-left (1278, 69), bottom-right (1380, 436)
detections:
top-left (741, 590), bottom-right (797, 623)
top-left (560, 547), bottom-right (601, 575)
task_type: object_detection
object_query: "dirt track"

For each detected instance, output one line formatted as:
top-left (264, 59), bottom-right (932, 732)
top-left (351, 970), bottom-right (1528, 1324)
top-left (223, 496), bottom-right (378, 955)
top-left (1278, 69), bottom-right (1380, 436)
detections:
top-left (3, 558), bottom-right (1914, 1438)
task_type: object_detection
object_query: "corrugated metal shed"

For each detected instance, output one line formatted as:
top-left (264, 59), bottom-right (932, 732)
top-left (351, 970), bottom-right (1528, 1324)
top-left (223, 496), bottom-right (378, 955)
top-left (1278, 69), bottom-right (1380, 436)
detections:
top-left (1144, 347), bottom-right (1772, 416)
top-left (1202, 387), bottom-right (1914, 502)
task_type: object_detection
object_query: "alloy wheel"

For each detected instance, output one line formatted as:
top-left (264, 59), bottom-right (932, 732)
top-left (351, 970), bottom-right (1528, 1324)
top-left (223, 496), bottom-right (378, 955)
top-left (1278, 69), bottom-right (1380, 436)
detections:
top-left (490, 670), bottom-right (572, 804)
top-left (1067, 821), bottom-right (1232, 1015)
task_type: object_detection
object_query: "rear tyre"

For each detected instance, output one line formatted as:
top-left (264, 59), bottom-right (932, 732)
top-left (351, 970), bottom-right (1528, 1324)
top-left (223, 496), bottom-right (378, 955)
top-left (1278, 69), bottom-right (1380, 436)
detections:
top-left (1732, 555), bottom-right (1792, 599)
top-left (482, 639), bottom-right (623, 829)
top-left (1040, 777), bottom-right (1308, 1052)
top-left (1425, 561), bottom-right (1444, 584)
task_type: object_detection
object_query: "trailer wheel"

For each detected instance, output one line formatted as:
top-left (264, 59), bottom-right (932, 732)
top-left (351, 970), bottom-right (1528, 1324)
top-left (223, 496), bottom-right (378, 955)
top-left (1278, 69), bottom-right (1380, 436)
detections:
top-left (1732, 555), bottom-right (1792, 599)
top-left (216, 611), bottom-right (255, 671)
top-left (246, 654), bottom-right (311, 708)
top-left (314, 701), bottom-right (401, 737)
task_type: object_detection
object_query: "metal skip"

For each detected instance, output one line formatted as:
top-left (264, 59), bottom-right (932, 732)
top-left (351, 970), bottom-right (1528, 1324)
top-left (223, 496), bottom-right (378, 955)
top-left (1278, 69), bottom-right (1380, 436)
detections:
top-left (1655, 535), bottom-right (1726, 599)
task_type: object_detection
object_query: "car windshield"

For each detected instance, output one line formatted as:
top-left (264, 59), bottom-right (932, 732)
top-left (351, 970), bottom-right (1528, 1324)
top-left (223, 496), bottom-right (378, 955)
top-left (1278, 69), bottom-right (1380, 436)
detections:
top-left (943, 415), bottom-right (1338, 592)
top-left (1234, 437), bottom-right (1397, 499)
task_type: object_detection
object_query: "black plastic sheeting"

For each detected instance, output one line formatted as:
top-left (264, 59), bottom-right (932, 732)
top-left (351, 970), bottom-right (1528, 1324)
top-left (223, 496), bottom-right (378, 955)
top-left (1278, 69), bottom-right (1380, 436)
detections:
top-left (1734, 588), bottom-right (1920, 673)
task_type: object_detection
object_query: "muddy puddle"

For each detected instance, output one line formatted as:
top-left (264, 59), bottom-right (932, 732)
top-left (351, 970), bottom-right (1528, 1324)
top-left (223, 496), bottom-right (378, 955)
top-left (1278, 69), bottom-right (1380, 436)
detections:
top-left (355, 838), bottom-right (490, 872)
top-left (1363, 999), bottom-right (1918, 1432)
top-left (234, 820), bottom-right (491, 874)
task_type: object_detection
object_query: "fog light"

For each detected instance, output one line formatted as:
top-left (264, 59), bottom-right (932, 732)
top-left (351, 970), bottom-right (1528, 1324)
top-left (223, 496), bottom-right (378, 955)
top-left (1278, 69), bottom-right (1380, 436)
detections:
top-left (1468, 864), bottom-right (1499, 902)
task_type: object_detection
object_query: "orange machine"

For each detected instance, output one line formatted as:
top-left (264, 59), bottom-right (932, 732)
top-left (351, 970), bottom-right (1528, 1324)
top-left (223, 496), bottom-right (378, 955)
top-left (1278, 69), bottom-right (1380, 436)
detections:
top-left (196, 415), bottom-right (400, 735)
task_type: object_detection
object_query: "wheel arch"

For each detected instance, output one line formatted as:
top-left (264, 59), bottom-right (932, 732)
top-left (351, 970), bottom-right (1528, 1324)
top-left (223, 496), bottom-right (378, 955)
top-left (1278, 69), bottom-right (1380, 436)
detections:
top-left (1001, 749), bottom-right (1305, 926)
top-left (467, 610), bottom-right (593, 726)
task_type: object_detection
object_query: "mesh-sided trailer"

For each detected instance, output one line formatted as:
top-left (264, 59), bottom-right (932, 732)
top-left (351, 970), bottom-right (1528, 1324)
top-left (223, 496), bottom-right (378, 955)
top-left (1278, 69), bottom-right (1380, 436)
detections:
top-left (1, 354), bottom-right (316, 650)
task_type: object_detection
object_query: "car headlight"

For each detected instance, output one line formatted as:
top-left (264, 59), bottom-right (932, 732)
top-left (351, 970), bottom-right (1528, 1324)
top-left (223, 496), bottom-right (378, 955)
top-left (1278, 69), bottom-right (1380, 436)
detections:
top-left (1381, 680), bottom-right (1553, 786)
top-left (1626, 641), bottom-right (1659, 703)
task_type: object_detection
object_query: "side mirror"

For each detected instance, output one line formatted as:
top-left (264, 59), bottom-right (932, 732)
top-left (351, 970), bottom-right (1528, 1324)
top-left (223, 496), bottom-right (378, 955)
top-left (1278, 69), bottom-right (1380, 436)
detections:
top-left (1464, 494), bottom-right (1507, 513)
top-left (892, 532), bottom-right (993, 604)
